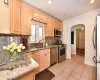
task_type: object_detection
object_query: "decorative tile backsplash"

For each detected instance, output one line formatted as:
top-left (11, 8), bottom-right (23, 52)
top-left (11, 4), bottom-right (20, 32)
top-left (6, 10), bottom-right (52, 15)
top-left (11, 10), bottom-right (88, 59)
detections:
top-left (0, 36), bottom-right (20, 64)
top-left (45, 37), bottom-right (55, 45)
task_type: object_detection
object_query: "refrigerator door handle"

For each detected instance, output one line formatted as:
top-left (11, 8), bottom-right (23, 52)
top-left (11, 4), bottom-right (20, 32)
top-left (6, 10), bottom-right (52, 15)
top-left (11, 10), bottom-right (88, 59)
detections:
top-left (93, 56), bottom-right (100, 63)
top-left (92, 27), bottom-right (96, 49)
top-left (93, 56), bottom-right (97, 63)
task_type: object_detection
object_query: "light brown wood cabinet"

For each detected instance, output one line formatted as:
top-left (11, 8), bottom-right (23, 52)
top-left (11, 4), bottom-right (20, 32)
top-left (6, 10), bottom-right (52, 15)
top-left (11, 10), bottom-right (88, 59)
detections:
top-left (10, 0), bottom-right (21, 34)
top-left (45, 16), bottom-right (63, 37)
top-left (34, 49), bottom-right (50, 74)
top-left (21, 2), bottom-right (32, 35)
top-left (45, 16), bottom-right (54, 36)
top-left (0, 0), bottom-right (63, 36)
top-left (28, 49), bottom-right (50, 74)
top-left (16, 70), bottom-right (35, 80)
top-left (32, 8), bottom-right (47, 24)
top-left (0, 0), bottom-right (21, 34)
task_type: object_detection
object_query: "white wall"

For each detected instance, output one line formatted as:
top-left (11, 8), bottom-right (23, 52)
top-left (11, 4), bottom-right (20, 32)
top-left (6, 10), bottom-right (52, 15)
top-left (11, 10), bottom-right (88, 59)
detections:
top-left (63, 8), bottom-right (100, 66)
top-left (71, 30), bottom-right (76, 55)
top-left (71, 26), bottom-right (85, 55)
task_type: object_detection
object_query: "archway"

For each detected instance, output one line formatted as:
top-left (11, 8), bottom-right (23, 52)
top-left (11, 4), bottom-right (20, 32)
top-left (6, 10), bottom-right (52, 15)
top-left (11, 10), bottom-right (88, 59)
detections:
top-left (71, 24), bottom-right (85, 59)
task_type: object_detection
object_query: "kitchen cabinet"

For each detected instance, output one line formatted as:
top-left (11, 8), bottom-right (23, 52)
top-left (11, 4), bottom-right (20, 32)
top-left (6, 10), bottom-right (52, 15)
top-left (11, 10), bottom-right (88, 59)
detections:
top-left (10, 0), bottom-right (21, 34)
top-left (0, 0), bottom-right (21, 34)
top-left (16, 70), bottom-right (35, 80)
top-left (53, 18), bottom-right (63, 31)
top-left (45, 16), bottom-right (63, 37)
top-left (21, 2), bottom-right (32, 35)
top-left (28, 49), bottom-right (50, 74)
top-left (32, 8), bottom-right (47, 24)
top-left (45, 16), bottom-right (54, 36)
top-left (40, 13), bottom-right (48, 24)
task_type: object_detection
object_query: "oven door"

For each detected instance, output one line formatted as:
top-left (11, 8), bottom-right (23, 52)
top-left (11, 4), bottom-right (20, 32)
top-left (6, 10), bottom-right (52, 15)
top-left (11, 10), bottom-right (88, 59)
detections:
top-left (59, 47), bottom-right (66, 59)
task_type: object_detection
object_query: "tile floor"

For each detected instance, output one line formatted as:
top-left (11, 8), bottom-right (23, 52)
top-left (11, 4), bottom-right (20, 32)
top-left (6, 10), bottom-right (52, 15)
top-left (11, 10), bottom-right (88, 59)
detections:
top-left (48, 55), bottom-right (96, 80)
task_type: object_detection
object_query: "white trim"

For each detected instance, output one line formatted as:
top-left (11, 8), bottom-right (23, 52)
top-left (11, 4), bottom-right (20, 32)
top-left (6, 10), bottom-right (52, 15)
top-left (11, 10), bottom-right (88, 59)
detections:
top-left (84, 61), bottom-right (96, 67)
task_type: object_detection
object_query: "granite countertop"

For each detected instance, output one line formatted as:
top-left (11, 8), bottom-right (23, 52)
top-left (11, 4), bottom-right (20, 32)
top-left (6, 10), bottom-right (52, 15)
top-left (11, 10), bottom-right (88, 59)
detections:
top-left (0, 58), bottom-right (39, 80)
top-left (26, 45), bottom-right (59, 53)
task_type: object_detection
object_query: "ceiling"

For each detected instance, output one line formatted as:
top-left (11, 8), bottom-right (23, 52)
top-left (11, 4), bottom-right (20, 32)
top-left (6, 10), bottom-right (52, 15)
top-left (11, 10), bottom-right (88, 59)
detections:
top-left (21, 0), bottom-right (100, 21)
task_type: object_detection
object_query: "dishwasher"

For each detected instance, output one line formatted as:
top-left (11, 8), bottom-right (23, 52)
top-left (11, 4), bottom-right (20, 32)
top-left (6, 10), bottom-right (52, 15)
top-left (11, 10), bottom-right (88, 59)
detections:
top-left (50, 47), bottom-right (58, 65)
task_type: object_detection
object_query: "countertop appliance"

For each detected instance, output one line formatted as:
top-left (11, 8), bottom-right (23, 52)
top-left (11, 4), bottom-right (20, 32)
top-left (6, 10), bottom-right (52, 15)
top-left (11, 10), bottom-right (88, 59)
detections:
top-left (92, 15), bottom-right (100, 80)
top-left (54, 29), bottom-right (62, 37)
top-left (50, 47), bottom-right (58, 65)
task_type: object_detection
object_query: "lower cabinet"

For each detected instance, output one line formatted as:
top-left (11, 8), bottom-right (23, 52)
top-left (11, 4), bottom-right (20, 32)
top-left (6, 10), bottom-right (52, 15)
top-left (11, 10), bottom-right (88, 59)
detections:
top-left (33, 49), bottom-right (50, 74)
top-left (16, 70), bottom-right (35, 80)
top-left (27, 49), bottom-right (50, 74)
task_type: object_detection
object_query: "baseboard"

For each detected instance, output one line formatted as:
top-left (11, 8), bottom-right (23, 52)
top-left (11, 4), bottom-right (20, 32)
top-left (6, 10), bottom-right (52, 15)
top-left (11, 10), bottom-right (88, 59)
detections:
top-left (66, 56), bottom-right (71, 59)
top-left (84, 61), bottom-right (96, 67)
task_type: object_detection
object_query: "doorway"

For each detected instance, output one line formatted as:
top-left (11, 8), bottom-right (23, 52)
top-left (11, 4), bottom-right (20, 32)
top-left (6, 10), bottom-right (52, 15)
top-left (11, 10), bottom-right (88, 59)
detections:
top-left (71, 24), bottom-right (85, 58)
top-left (76, 29), bottom-right (85, 56)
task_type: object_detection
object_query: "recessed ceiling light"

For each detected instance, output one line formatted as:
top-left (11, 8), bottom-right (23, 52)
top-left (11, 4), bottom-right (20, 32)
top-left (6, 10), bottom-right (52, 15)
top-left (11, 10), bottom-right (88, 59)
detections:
top-left (48, 0), bottom-right (51, 4)
top-left (90, 0), bottom-right (94, 4)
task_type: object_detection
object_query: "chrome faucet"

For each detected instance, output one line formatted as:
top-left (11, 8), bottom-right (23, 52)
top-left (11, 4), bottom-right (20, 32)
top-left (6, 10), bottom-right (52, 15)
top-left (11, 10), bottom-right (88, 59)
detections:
top-left (39, 39), bottom-right (46, 48)
top-left (39, 39), bottom-right (45, 43)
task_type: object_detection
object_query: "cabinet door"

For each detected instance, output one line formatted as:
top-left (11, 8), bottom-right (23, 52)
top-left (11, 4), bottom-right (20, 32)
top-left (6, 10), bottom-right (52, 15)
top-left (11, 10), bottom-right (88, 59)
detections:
top-left (40, 53), bottom-right (46, 71)
top-left (32, 8), bottom-right (40, 21)
top-left (21, 2), bottom-right (32, 35)
top-left (45, 16), bottom-right (54, 36)
top-left (0, 0), bottom-right (10, 34)
top-left (41, 13), bottom-right (48, 23)
top-left (34, 52), bottom-right (40, 74)
top-left (10, 0), bottom-right (21, 34)
top-left (45, 52), bottom-right (50, 68)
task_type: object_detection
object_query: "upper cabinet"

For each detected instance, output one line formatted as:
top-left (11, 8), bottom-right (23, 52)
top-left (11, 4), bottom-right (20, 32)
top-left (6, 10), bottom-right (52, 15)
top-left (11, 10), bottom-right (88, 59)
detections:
top-left (0, 0), bottom-right (21, 34)
top-left (45, 16), bottom-right (54, 37)
top-left (10, 0), bottom-right (21, 34)
top-left (0, 0), bottom-right (63, 36)
top-left (21, 2), bottom-right (32, 35)
top-left (32, 8), bottom-right (47, 24)
top-left (45, 16), bottom-right (63, 37)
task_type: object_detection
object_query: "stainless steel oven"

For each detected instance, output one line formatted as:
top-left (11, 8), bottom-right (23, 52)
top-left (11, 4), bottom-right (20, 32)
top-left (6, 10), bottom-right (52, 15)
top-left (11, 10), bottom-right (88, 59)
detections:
top-left (58, 45), bottom-right (66, 63)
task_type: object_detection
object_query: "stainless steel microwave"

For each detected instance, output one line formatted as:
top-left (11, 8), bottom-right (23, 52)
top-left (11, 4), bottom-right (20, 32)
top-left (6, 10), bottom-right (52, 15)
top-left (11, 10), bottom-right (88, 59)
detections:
top-left (54, 29), bottom-right (62, 37)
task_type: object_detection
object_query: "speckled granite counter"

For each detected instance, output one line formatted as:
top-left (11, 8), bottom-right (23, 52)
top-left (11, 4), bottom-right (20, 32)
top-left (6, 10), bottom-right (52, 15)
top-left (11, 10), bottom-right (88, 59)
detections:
top-left (0, 58), bottom-right (39, 80)
top-left (26, 45), bottom-right (59, 53)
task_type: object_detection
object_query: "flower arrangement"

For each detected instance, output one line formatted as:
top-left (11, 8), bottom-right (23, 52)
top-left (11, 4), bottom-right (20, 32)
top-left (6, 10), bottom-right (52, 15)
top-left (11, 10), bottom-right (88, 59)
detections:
top-left (3, 42), bottom-right (25, 57)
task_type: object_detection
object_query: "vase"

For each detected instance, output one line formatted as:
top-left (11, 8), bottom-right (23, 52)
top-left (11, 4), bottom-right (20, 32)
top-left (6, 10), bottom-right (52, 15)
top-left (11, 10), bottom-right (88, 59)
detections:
top-left (8, 53), bottom-right (19, 62)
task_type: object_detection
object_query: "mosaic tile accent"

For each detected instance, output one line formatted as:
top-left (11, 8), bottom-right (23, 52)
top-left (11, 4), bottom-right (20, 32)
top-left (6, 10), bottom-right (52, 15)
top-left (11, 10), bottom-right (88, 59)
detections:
top-left (45, 37), bottom-right (55, 45)
top-left (0, 36), bottom-right (20, 64)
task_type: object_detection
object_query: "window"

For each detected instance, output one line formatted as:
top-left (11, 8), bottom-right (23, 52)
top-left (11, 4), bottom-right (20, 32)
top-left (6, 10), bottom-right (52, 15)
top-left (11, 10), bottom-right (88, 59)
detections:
top-left (39, 26), bottom-right (43, 40)
top-left (30, 21), bottom-right (45, 43)
top-left (30, 24), bottom-right (36, 42)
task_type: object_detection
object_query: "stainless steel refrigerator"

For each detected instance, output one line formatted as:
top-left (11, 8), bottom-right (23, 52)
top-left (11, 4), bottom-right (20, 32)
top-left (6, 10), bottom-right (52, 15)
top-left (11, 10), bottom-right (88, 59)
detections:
top-left (93, 15), bottom-right (100, 80)
top-left (97, 15), bottom-right (100, 80)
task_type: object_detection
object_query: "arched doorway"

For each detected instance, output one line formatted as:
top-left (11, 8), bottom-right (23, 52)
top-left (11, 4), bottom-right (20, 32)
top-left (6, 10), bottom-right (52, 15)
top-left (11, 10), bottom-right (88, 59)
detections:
top-left (71, 24), bottom-right (85, 58)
